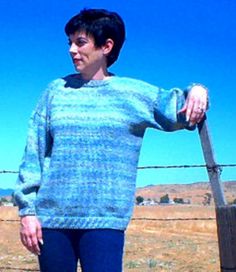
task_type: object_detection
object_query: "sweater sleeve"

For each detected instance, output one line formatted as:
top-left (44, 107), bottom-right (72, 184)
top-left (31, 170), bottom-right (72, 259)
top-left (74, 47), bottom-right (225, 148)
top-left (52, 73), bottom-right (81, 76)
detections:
top-left (14, 89), bottom-right (53, 217)
top-left (153, 87), bottom-right (195, 131)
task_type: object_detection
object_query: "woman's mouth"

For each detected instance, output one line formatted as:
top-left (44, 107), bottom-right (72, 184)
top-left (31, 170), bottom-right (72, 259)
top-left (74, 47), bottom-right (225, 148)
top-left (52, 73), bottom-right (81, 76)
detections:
top-left (73, 58), bottom-right (82, 64)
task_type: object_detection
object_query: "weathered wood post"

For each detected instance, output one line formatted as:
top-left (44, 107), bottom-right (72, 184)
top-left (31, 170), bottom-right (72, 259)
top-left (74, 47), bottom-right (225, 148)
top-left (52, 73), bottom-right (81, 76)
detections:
top-left (198, 117), bottom-right (236, 272)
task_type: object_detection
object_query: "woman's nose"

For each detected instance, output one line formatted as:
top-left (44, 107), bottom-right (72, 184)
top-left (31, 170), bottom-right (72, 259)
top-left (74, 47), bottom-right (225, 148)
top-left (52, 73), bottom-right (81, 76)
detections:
top-left (69, 43), bottom-right (78, 55)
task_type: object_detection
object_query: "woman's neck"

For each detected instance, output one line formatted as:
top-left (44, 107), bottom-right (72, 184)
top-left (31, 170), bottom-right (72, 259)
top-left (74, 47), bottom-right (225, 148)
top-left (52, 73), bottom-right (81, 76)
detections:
top-left (80, 67), bottom-right (110, 81)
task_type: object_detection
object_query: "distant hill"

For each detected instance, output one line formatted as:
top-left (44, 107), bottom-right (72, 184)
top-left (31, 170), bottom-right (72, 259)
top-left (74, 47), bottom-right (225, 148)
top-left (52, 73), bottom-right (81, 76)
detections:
top-left (1, 181), bottom-right (236, 206)
top-left (0, 188), bottom-right (14, 197)
top-left (136, 181), bottom-right (236, 205)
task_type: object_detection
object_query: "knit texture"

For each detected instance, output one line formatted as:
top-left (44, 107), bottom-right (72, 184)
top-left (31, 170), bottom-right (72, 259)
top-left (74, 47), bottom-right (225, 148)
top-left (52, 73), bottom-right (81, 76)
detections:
top-left (14, 75), bottom-right (192, 230)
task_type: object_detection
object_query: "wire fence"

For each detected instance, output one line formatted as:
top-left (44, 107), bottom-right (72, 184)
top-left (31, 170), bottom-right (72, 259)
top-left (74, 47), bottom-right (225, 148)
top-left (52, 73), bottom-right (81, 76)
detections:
top-left (0, 267), bottom-right (40, 272)
top-left (1, 163), bottom-right (236, 188)
top-left (0, 217), bottom-right (216, 223)
top-left (1, 164), bottom-right (236, 271)
top-left (1, 163), bottom-right (235, 222)
top-left (1, 163), bottom-right (236, 174)
top-left (138, 163), bottom-right (236, 170)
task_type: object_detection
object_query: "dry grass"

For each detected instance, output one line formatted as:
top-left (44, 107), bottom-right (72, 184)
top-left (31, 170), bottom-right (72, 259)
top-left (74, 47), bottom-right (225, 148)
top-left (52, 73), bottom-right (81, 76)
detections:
top-left (0, 206), bottom-right (220, 271)
top-left (125, 206), bottom-right (219, 271)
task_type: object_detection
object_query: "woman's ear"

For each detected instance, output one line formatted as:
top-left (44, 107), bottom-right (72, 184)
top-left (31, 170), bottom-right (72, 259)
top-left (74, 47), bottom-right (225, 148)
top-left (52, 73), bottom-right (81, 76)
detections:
top-left (103, 39), bottom-right (114, 56)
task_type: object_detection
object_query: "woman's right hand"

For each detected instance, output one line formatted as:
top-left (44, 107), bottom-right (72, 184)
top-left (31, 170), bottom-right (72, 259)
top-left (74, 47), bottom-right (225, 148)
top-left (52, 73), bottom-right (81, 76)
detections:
top-left (20, 215), bottom-right (43, 255)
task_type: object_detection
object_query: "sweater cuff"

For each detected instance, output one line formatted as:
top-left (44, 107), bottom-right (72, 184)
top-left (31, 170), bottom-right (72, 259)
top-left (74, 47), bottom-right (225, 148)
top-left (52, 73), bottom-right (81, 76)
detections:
top-left (18, 206), bottom-right (36, 217)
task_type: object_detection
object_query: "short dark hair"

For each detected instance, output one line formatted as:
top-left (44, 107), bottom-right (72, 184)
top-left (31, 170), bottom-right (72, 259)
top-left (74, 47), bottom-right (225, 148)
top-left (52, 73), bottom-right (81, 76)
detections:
top-left (65, 9), bottom-right (126, 67)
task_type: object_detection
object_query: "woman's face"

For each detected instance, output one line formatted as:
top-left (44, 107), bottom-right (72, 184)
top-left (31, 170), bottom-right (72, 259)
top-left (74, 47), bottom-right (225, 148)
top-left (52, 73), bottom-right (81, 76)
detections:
top-left (69, 31), bottom-right (106, 77)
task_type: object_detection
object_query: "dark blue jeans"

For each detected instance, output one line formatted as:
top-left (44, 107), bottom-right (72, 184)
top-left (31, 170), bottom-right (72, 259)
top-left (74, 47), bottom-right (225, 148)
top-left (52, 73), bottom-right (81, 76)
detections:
top-left (38, 228), bottom-right (125, 272)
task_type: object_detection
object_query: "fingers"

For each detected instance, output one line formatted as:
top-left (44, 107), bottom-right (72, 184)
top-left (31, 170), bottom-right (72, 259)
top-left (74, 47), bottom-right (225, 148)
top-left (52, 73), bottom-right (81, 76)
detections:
top-left (20, 216), bottom-right (42, 255)
top-left (36, 220), bottom-right (43, 246)
top-left (187, 98), bottom-right (205, 125)
top-left (20, 231), bottom-right (41, 255)
top-left (180, 84), bottom-right (208, 126)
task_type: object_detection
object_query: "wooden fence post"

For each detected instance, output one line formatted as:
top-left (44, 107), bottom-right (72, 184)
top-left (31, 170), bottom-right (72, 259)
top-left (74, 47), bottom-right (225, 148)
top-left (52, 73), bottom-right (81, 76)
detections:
top-left (198, 118), bottom-right (236, 272)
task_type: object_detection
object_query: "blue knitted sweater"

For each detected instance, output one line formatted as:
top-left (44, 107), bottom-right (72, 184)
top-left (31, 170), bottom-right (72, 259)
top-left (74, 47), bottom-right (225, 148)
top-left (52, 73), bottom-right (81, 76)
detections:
top-left (14, 74), bottom-right (191, 230)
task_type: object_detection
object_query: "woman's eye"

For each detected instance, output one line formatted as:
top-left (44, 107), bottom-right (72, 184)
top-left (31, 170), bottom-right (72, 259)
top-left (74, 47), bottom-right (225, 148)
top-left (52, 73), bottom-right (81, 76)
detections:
top-left (67, 38), bottom-right (87, 47)
top-left (76, 39), bottom-right (86, 46)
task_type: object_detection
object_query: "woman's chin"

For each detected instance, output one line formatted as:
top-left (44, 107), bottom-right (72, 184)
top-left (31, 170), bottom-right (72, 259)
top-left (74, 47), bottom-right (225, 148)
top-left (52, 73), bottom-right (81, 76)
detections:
top-left (74, 65), bottom-right (81, 72)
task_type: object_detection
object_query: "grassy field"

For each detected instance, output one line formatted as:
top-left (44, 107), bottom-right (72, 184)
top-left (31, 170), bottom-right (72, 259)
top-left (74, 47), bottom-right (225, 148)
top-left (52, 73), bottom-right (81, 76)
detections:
top-left (0, 206), bottom-right (220, 271)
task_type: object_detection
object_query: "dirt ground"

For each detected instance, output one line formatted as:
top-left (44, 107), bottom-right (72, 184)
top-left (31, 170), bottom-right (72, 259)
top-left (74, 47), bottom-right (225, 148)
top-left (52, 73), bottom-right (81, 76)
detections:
top-left (0, 206), bottom-right (220, 272)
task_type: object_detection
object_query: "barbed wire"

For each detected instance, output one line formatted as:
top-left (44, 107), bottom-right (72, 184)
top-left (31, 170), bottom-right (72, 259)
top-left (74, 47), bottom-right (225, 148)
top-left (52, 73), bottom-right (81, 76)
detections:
top-left (0, 217), bottom-right (216, 223)
top-left (0, 266), bottom-right (39, 271)
top-left (1, 163), bottom-right (236, 175)
top-left (0, 170), bottom-right (19, 174)
top-left (137, 164), bottom-right (236, 170)
top-left (131, 217), bottom-right (216, 221)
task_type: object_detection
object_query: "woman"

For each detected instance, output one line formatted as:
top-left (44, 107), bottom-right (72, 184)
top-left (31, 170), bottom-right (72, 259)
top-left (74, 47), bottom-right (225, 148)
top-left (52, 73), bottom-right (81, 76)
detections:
top-left (14, 8), bottom-right (208, 272)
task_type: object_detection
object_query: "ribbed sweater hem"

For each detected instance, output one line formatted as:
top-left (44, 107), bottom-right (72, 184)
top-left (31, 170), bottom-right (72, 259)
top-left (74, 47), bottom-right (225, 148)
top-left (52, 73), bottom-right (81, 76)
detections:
top-left (38, 215), bottom-right (130, 230)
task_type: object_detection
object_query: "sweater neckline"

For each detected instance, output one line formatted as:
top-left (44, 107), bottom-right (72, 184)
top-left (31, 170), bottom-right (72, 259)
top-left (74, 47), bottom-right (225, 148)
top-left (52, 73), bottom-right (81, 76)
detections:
top-left (70, 73), bottom-right (115, 88)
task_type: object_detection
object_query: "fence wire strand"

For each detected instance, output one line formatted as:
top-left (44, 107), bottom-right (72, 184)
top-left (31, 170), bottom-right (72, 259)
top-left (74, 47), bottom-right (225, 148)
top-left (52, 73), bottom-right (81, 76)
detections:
top-left (137, 164), bottom-right (236, 170)
top-left (0, 267), bottom-right (39, 272)
top-left (1, 163), bottom-right (236, 174)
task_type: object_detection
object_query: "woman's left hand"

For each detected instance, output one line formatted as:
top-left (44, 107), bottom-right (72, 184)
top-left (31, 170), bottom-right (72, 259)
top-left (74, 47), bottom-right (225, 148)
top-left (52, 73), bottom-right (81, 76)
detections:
top-left (179, 84), bottom-right (208, 126)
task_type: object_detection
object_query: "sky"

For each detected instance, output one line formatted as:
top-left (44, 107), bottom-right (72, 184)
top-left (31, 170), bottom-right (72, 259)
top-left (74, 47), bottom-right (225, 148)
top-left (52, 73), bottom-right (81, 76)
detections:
top-left (0, 0), bottom-right (236, 189)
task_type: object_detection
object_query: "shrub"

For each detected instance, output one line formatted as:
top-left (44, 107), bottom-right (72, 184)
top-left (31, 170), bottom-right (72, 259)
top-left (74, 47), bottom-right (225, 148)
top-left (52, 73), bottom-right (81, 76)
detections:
top-left (136, 196), bottom-right (144, 205)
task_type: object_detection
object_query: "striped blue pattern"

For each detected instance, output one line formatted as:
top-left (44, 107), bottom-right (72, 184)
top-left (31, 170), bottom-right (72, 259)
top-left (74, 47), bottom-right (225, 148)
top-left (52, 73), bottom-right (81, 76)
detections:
top-left (14, 75), bottom-right (190, 230)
